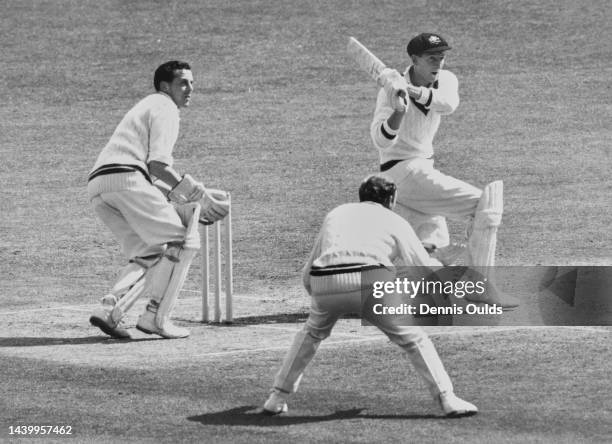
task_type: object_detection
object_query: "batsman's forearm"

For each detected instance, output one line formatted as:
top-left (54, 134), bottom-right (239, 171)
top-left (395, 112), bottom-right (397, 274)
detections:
top-left (387, 110), bottom-right (405, 131)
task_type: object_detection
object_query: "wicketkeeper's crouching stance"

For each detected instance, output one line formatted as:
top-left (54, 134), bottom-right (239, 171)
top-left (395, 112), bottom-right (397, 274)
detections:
top-left (262, 175), bottom-right (478, 417)
top-left (87, 60), bottom-right (230, 339)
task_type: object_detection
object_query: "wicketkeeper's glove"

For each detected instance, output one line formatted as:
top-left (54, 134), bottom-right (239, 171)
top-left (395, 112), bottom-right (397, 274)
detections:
top-left (199, 188), bottom-right (230, 224)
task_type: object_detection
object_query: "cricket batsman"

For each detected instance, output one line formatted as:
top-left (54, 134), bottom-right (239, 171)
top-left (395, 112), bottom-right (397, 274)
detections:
top-left (87, 61), bottom-right (229, 339)
top-left (262, 175), bottom-right (478, 417)
top-left (370, 33), bottom-right (518, 308)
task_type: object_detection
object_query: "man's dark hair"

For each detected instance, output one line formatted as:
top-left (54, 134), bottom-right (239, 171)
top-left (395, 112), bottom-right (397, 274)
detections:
top-left (358, 175), bottom-right (397, 208)
top-left (154, 61), bottom-right (191, 91)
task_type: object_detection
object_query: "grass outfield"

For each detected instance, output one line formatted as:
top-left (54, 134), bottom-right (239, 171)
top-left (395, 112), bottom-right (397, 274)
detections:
top-left (1, 302), bottom-right (611, 443)
top-left (1, 0), bottom-right (610, 442)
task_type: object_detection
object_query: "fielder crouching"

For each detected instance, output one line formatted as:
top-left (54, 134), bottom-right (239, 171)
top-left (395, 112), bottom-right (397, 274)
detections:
top-left (87, 61), bottom-right (229, 340)
top-left (263, 175), bottom-right (477, 417)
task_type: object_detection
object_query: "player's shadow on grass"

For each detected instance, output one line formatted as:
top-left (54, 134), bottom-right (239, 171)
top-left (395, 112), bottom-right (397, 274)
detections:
top-left (0, 336), bottom-right (160, 347)
top-left (178, 312), bottom-right (309, 326)
top-left (178, 312), bottom-right (361, 327)
top-left (187, 406), bottom-right (440, 426)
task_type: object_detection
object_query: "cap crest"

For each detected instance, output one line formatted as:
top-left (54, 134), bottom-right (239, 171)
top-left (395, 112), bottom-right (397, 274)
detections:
top-left (407, 33), bottom-right (451, 56)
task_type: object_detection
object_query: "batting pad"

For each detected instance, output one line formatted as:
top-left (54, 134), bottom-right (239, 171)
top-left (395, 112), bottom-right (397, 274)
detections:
top-left (110, 277), bottom-right (146, 324)
top-left (468, 181), bottom-right (503, 267)
top-left (153, 204), bottom-right (201, 329)
top-left (109, 261), bottom-right (158, 325)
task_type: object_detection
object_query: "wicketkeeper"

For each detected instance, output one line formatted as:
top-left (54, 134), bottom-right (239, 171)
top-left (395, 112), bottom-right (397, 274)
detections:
top-left (263, 175), bottom-right (478, 417)
top-left (87, 61), bottom-right (230, 339)
top-left (370, 33), bottom-right (518, 308)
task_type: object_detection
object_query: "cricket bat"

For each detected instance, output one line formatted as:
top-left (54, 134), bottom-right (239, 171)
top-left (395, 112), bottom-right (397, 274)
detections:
top-left (346, 36), bottom-right (388, 87)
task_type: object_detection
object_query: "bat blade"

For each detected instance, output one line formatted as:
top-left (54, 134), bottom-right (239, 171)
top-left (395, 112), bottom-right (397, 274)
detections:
top-left (347, 37), bottom-right (387, 86)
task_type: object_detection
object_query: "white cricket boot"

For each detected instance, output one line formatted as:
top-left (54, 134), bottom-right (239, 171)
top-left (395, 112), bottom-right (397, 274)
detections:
top-left (262, 390), bottom-right (289, 415)
top-left (89, 295), bottom-right (132, 339)
top-left (439, 392), bottom-right (478, 417)
top-left (136, 302), bottom-right (190, 339)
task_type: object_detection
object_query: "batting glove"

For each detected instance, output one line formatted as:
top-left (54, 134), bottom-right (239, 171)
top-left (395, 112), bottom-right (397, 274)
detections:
top-left (390, 92), bottom-right (408, 113)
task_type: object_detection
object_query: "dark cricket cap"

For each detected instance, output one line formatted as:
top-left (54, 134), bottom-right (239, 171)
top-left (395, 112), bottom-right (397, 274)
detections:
top-left (407, 33), bottom-right (451, 56)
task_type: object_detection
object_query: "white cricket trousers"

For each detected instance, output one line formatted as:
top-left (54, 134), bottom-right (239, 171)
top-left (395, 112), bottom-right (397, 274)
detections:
top-left (382, 158), bottom-right (482, 248)
top-left (87, 172), bottom-right (187, 260)
top-left (87, 172), bottom-right (190, 300)
top-left (272, 267), bottom-right (454, 398)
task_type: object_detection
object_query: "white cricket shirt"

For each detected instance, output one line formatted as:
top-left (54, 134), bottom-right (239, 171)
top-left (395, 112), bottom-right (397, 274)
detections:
top-left (91, 92), bottom-right (180, 174)
top-left (306, 201), bottom-right (438, 270)
top-left (370, 67), bottom-right (459, 164)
